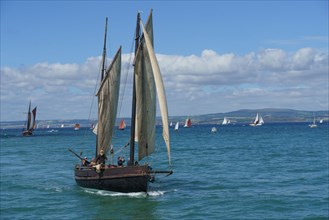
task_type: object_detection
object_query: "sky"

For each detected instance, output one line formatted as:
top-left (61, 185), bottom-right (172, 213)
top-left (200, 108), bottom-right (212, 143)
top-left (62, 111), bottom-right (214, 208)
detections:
top-left (1, 0), bottom-right (328, 122)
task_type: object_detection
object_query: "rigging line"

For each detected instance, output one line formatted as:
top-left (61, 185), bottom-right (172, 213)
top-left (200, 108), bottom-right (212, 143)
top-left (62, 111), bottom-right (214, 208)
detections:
top-left (114, 141), bottom-right (130, 155)
top-left (81, 57), bottom-right (103, 152)
top-left (117, 32), bottom-right (135, 121)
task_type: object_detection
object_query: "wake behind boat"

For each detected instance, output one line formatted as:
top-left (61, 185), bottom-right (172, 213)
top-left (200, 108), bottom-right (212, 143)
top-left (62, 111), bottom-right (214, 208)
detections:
top-left (71, 10), bottom-right (172, 193)
top-left (22, 101), bottom-right (37, 136)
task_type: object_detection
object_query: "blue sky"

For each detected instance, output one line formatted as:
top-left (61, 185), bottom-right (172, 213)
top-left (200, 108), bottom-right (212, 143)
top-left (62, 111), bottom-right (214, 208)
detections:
top-left (1, 1), bottom-right (328, 121)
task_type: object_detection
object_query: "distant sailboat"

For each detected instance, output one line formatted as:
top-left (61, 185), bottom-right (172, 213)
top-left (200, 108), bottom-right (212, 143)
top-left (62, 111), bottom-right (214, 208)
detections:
top-left (170, 122), bottom-right (173, 127)
top-left (211, 127), bottom-right (217, 133)
top-left (74, 124), bottom-right (80, 130)
top-left (61, 124), bottom-right (65, 128)
top-left (309, 113), bottom-right (317, 128)
top-left (22, 101), bottom-right (37, 136)
top-left (222, 117), bottom-right (230, 125)
top-left (184, 118), bottom-right (192, 128)
top-left (249, 113), bottom-right (264, 126)
top-left (174, 122), bottom-right (179, 131)
top-left (118, 119), bottom-right (126, 130)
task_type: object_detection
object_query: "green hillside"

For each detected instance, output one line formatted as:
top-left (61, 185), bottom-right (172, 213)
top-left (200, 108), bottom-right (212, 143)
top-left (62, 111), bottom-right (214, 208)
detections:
top-left (170, 108), bottom-right (329, 124)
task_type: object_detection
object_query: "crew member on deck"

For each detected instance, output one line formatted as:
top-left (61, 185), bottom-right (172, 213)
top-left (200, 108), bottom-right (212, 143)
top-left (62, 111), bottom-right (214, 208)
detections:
top-left (82, 157), bottom-right (90, 166)
top-left (117, 156), bottom-right (125, 167)
top-left (96, 149), bottom-right (107, 165)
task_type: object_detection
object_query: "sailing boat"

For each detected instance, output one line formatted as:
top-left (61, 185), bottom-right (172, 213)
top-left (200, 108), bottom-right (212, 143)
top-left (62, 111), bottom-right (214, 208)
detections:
top-left (72, 11), bottom-right (172, 193)
top-left (222, 117), bottom-right (230, 125)
top-left (184, 118), bottom-right (192, 128)
top-left (74, 124), bottom-right (80, 130)
top-left (118, 119), bottom-right (126, 130)
top-left (174, 122), bottom-right (179, 131)
top-left (249, 113), bottom-right (264, 126)
top-left (309, 113), bottom-right (317, 128)
top-left (22, 101), bottom-right (37, 136)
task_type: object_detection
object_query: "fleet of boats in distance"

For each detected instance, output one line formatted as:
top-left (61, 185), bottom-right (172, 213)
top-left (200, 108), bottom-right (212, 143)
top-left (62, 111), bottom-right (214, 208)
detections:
top-left (7, 109), bottom-right (327, 133)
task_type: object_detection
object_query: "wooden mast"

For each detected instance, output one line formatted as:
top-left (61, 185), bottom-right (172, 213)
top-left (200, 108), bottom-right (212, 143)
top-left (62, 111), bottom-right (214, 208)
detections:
top-left (129, 12), bottom-right (141, 166)
top-left (101, 17), bottom-right (108, 81)
top-left (96, 17), bottom-right (108, 158)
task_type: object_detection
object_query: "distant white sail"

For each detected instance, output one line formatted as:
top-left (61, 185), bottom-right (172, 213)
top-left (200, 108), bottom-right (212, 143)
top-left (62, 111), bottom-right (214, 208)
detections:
top-left (250, 113), bottom-right (264, 126)
top-left (222, 117), bottom-right (230, 125)
top-left (174, 122), bottom-right (179, 131)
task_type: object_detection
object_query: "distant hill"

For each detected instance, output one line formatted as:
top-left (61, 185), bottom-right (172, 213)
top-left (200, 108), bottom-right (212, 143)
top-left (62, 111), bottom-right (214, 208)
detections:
top-left (1, 108), bottom-right (328, 129)
top-left (184, 108), bottom-right (329, 124)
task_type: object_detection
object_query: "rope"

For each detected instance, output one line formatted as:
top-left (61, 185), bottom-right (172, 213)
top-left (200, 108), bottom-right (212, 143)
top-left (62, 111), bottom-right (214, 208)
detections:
top-left (117, 31), bottom-right (135, 121)
top-left (113, 141), bottom-right (130, 155)
top-left (80, 55), bottom-right (103, 153)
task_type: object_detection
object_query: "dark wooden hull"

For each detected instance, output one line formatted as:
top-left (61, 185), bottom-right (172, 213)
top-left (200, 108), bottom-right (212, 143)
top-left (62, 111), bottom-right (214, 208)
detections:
top-left (22, 130), bottom-right (33, 136)
top-left (74, 165), bottom-right (152, 193)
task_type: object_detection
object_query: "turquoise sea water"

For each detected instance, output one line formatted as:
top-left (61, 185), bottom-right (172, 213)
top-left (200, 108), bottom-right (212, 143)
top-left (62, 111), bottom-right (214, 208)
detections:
top-left (1, 123), bottom-right (328, 219)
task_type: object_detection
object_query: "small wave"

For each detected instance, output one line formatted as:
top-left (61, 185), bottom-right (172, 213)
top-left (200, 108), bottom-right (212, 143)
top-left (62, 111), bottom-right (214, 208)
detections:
top-left (83, 188), bottom-right (147, 198)
top-left (82, 188), bottom-right (166, 197)
top-left (147, 190), bottom-right (165, 196)
top-left (44, 184), bottom-right (72, 193)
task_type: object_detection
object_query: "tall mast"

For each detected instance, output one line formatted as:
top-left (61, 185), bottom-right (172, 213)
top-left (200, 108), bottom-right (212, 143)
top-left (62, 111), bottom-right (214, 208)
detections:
top-left (101, 17), bottom-right (108, 81)
top-left (129, 12), bottom-right (141, 166)
top-left (96, 17), bottom-right (108, 158)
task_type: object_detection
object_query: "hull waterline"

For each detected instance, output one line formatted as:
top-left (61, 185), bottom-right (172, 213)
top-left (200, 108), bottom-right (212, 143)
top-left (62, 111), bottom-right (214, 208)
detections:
top-left (74, 165), bottom-right (152, 193)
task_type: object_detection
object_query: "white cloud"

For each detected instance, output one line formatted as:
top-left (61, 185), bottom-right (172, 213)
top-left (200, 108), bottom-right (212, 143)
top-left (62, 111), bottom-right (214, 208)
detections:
top-left (257, 48), bottom-right (288, 71)
top-left (1, 47), bottom-right (328, 121)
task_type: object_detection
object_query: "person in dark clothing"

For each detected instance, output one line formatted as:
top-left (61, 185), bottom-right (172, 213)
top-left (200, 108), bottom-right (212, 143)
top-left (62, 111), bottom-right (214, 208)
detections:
top-left (96, 150), bottom-right (107, 165)
top-left (82, 157), bottom-right (90, 166)
top-left (117, 156), bottom-right (125, 167)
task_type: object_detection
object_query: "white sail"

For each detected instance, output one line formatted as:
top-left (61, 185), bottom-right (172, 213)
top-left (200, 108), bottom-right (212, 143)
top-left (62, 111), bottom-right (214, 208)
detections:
top-left (96, 47), bottom-right (121, 155)
top-left (253, 113), bottom-right (259, 124)
top-left (250, 113), bottom-right (264, 126)
top-left (222, 117), bottom-right (230, 125)
top-left (92, 122), bottom-right (98, 135)
top-left (259, 115), bottom-right (264, 125)
top-left (309, 113), bottom-right (317, 128)
top-left (141, 21), bottom-right (171, 165)
top-left (174, 122), bottom-right (179, 131)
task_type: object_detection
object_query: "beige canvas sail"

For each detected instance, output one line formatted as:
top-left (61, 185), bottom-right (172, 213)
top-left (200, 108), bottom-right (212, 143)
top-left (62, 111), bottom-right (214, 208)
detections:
top-left (140, 22), bottom-right (171, 165)
top-left (135, 12), bottom-right (156, 161)
top-left (96, 47), bottom-right (122, 155)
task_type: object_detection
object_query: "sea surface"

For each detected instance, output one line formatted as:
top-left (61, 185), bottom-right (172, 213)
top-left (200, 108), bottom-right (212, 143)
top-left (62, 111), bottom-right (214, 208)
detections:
top-left (1, 123), bottom-right (328, 219)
